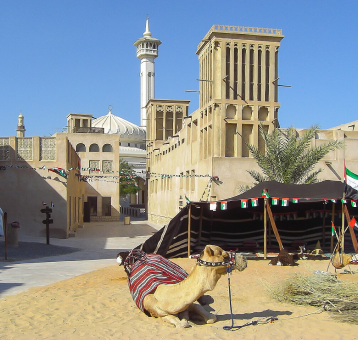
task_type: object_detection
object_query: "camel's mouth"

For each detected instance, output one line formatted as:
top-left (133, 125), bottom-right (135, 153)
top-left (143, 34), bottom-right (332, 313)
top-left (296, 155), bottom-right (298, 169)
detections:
top-left (233, 253), bottom-right (248, 272)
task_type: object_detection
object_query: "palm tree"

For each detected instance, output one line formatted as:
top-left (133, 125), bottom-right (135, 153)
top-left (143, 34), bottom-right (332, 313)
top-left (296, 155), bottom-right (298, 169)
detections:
top-left (246, 124), bottom-right (344, 185)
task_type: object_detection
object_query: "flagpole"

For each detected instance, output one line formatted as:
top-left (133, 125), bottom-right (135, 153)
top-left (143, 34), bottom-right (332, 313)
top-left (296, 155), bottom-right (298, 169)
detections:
top-left (264, 198), bottom-right (267, 259)
top-left (341, 198), bottom-right (345, 253)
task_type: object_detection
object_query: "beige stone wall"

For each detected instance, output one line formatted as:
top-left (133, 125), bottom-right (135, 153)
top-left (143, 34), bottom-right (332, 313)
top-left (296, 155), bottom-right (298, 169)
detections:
top-left (63, 132), bottom-right (120, 219)
top-left (0, 135), bottom-right (85, 238)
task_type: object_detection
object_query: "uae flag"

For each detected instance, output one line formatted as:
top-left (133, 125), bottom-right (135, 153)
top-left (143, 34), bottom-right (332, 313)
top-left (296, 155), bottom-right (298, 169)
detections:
top-left (272, 197), bottom-right (279, 205)
top-left (251, 198), bottom-right (258, 207)
top-left (261, 189), bottom-right (270, 198)
top-left (341, 199), bottom-right (347, 204)
top-left (332, 222), bottom-right (337, 236)
top-left (349, 217), bottom-right (358, 231)
top-left (210, 202), bottom-right (217, 211)
top-left (241, 199), bottom-right (248, 208)
top-left (344, 166), bottom-right (358, 200)
top-left (281, 198), bottom-right (289, 206)
top-left (351, 200), bottom-right (357, 208)
top-left (221, 201), bottom-right (227, 210)
top-left (292, 198), bottom-right (299, 203)
top-left (331, 199), bottom-right (337, 203)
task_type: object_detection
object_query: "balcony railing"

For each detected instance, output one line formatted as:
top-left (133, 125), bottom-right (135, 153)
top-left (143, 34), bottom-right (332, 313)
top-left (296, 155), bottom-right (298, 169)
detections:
top-left (72, 127), bottom-right (104, 134)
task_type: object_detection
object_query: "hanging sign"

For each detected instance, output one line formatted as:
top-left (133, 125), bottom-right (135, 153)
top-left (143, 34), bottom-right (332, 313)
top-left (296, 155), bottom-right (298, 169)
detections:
top-left (220, 201), bottom-right (227, 210)
top-left (210, 202), bottom-right (217, 211)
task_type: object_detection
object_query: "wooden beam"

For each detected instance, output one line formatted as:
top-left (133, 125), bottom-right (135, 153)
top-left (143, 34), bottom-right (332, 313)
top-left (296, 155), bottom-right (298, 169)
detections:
top-left (266, 202), bottom-right (283, 250)
top-left (4, 212), bottom-right (7, 261)
top-left (343, 204), bottom-right (358, 253)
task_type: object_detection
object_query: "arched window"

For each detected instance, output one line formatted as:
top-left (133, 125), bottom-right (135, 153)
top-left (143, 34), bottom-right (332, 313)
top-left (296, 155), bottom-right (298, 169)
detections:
top-left (89, 143), bottom-right (99, 152)
top-left (76, 143), bottom-right (86, 152)
top-left (102, 144), bottom-right (113, 152)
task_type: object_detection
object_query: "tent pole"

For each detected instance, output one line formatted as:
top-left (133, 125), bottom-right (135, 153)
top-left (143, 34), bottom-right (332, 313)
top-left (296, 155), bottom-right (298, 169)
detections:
top-left (343, 204), bottom-right (358, 252)
top-left (341, 200), bottom-right (345, 253)
top-left (266, 203), bottom-right (283, 250)
top-left (188, 204), bottom-right (192, 257)
top-left (322, 202), bottom-right (326, 248)
top-left (330, 202), bottom-right (335, 253)
top-left (264, 198), bottom-right (267, 259)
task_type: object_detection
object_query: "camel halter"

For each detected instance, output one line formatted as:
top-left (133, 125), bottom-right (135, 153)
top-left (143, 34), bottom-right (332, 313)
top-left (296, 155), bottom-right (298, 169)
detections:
top-left (196, 251), bottom-right (236, 268)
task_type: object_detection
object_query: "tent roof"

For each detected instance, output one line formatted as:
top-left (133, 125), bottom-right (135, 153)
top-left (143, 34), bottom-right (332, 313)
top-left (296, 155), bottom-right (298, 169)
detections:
top-left (226, 180), bottom-right (345, 202)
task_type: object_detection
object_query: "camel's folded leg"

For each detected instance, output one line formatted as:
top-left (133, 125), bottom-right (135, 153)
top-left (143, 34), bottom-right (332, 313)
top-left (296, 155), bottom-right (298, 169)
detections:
top-left (162, 314), bottom-right (190, 328)
top-left (189, 303), bottom-right (217, 324)
top-left (143, 295), bottom-right (190, 328)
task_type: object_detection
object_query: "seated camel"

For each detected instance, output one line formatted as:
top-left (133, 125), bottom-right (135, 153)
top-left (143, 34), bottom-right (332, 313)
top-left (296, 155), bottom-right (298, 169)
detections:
top-left (118, 245), bottom-right (247, 328)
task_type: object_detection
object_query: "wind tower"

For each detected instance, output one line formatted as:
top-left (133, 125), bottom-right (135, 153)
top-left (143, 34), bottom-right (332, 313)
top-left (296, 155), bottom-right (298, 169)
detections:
top-left (134, 18), bottom-right (161, 128)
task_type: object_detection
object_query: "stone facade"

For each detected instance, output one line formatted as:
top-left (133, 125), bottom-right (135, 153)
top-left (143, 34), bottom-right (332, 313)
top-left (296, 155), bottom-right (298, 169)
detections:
top-left (145, 25), bottom-right (358, 224)
top-left (0, 134), bottom-right (85, 238)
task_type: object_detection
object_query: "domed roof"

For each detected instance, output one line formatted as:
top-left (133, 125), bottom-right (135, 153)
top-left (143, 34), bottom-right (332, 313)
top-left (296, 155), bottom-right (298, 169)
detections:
top-left (92, 107), bottom-right (146, 141)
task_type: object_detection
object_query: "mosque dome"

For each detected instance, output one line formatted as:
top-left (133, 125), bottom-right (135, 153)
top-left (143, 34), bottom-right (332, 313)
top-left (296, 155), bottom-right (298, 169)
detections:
top-left (92, 107), bottom-right (146, 142)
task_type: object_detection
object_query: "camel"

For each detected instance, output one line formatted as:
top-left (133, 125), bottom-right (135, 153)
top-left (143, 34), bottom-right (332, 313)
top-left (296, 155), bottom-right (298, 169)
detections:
top-left (118, 245), bottom-right (247, 328)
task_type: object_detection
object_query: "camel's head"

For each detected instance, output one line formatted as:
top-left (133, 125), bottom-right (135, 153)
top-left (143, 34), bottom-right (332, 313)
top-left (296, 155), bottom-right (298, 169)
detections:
top-left (199, 245), bottom-right (247, 273)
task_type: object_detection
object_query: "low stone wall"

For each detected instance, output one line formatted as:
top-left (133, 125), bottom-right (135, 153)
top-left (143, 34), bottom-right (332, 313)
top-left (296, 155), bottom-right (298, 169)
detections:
top-left (148, 213), bottom-right (171, 226)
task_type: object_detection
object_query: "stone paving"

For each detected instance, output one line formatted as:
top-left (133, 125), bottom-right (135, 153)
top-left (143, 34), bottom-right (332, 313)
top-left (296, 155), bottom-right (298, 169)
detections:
top-left (0, 220), bottom-right (162, 298)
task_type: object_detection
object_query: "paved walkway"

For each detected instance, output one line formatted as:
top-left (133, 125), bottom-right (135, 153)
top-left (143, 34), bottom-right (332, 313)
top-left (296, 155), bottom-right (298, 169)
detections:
top-left (0, 220), bottom-right (162, 299)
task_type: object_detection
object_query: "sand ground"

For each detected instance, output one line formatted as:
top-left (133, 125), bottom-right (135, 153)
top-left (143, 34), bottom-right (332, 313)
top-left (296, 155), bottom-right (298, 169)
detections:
top-left (1, 257), bottom-right (358, 340)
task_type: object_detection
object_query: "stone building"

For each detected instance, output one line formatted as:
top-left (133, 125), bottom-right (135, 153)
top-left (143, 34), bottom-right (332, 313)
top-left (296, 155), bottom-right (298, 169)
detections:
top-left (145, 25), bottom-right (358, 225)
top-left (0, 130), bottom-right (85, 238)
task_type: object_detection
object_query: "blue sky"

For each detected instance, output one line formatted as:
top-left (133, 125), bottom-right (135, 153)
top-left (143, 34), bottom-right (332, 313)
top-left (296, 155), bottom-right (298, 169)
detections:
top-left (1, 0), bottom-right (357, 137)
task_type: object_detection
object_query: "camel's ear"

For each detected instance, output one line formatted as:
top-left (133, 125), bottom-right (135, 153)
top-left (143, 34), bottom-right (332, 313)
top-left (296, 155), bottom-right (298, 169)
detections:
top-left (204, 245), bottom-right (214, 257)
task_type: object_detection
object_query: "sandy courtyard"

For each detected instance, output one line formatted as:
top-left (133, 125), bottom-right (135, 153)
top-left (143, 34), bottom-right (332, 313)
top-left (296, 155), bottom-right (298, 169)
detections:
top-left (1, 257), bottom-right (358, 340)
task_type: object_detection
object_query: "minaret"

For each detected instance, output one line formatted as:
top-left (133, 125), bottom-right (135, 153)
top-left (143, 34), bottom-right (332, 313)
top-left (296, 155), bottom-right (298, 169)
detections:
top-left (134, 18), bottom-right (161, 128)
top-left (16, 112), bottom-right (26, 137)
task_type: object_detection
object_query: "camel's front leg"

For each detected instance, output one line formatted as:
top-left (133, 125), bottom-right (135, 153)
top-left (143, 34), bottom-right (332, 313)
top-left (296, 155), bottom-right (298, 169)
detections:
top-left (162, 314), bottom-right (190, 328)
top-left (143, 294), bottom-right (190, 328)
top-left (189, 302), bottom-right (217, 324)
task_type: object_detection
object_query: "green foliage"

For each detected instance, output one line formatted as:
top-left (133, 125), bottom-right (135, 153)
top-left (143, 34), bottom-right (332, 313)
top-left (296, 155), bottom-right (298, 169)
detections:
top-left (246, 124), bottom-right (344, 185)
top-left (119, 159), bottom-right (139, 197)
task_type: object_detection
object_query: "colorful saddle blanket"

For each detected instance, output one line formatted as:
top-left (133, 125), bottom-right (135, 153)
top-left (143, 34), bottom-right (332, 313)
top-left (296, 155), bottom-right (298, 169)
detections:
top-left (124, 249), bottom-right (188, 312)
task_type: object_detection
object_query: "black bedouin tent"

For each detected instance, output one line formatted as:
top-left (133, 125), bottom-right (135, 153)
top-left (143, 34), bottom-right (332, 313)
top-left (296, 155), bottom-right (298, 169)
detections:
top-left (139, 180), bottom-right (358, 258)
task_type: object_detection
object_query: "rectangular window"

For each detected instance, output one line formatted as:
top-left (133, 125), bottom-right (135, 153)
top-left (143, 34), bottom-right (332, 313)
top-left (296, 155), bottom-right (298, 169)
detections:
top-left (165, 111), bottom-right (173, 139)
top-left (226, 46), bottom-right (231, 99)
top-left (40, 137), bottom-right (56, 161)
top-left (102, 197), bottom-right (111, 216)
top-left (249, 48), bottom-right (254, 101)
top-left (225, 124), bottom-right (236, 157)
top-left (102, 160), bottom-right (113, 173)
top-left (191, 170), bottom-right (195, 192)
top-left (89, 160), bottom-right (100, 171)
top-left (265, 49), bottom-right (270, 102)
top-left (156, 112), bottom-right (164, 140)
top-left (241, 48), bottom-right (246, 101)
top-left (16, 137), bottom-right (33, 161)
top-left (0, 138), bottom-right (10, 161)
top-left (257, 49), bottom-right (262, 101)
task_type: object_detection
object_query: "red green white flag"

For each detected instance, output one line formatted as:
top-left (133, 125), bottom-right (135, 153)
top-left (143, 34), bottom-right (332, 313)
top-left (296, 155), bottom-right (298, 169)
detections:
top-left (241, 199), bottom-right (248, 208)
top-left (251, 198), bottom-right (258, 207)
top-left (332, 222), bottom-right (336, 236)
top-left (349, 217), bottom-right (358, 231)
top-left (351, 200), bottom-right (357, 208)
top-left (221, 201), bottom-right (227, 210)
top-left (210, 202), bottom-right (217, 211)
top-left (261, 189), bottom-right (270, 198)
top-left (282, 198), bottom-right (289, 207)
top-left (272, 197), bottom-right (279, 205)
top-left (292, 198), bottom-right (299, 203)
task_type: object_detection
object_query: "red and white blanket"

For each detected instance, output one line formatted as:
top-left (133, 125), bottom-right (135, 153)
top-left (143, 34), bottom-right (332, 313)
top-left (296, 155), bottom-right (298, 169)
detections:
top-left (124, 250), bottom-right (188, 313)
